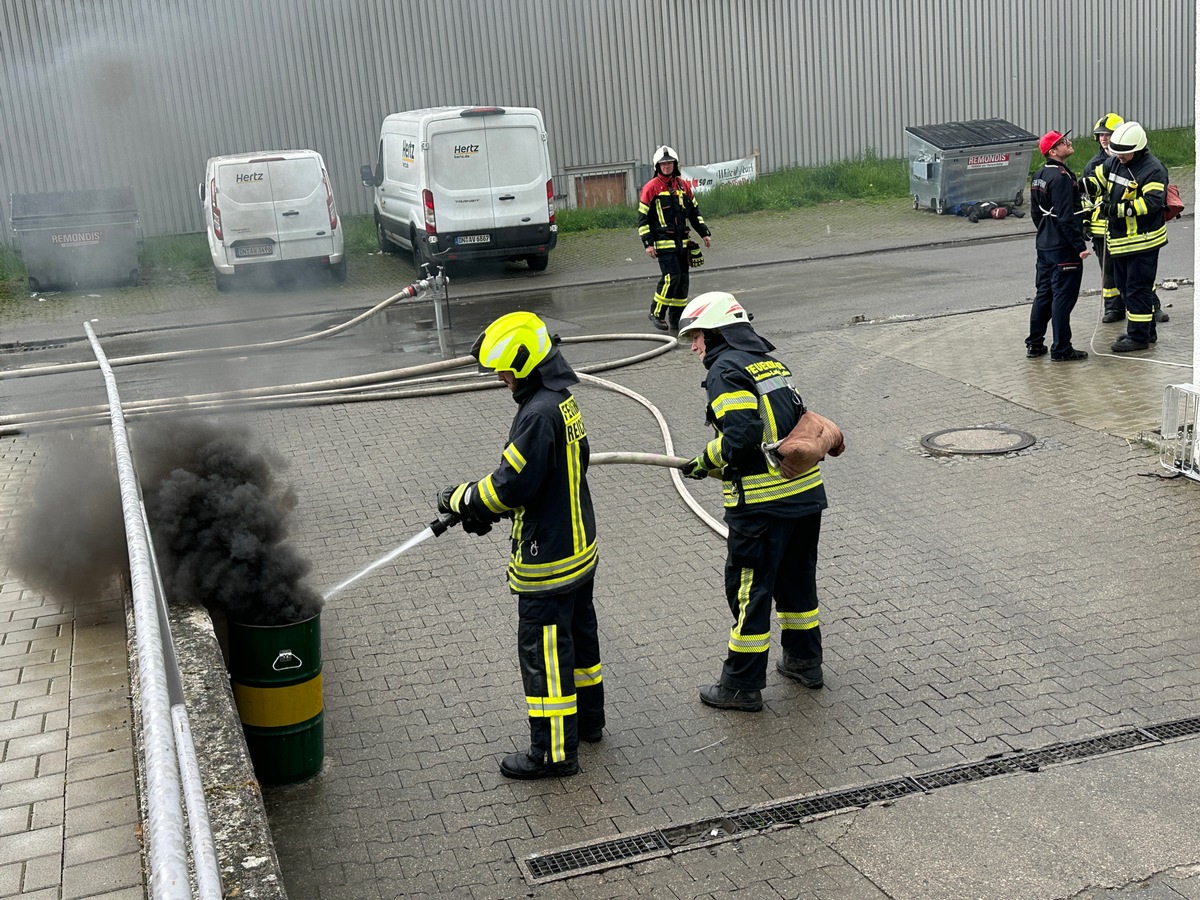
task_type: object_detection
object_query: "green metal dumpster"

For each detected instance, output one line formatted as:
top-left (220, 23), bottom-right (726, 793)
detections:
top-left (9, 188), bottom-right (142, 291)
top-left (228, 613), bottom-right (324, 785)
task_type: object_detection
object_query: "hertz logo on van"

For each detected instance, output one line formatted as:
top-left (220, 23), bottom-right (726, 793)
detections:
top-left (454, 144), bottom-right (480, 157)
top-left (402, 140), bottom-right (415, 165)
top-left (236, 172), bottom-right (265, 183)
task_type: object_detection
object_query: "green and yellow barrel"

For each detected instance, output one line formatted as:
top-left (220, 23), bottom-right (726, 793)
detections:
top-left (228, 613), bottom-right (323, 785)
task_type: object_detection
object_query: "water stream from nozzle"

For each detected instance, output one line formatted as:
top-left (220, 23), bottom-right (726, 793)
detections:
top-left (322, 514), bottom-right (457, 601)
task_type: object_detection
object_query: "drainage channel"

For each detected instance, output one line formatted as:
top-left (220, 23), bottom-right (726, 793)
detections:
top-left (518, 715), bottom-right (1200, 885)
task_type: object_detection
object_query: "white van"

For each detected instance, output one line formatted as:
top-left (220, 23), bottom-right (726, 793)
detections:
top-left (199, 149), bottom-right (346, 292)
top-left (361, 106), bottom-right (557, 271)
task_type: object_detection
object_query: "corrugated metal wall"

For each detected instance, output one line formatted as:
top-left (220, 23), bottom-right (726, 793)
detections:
top-left (1, 0), bottom-right (1193, 240)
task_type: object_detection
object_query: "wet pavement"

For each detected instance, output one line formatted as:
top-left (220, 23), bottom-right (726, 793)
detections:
top-left (2, 171), bottom-right (1199, 899)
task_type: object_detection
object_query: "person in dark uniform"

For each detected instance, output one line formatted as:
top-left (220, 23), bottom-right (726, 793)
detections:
top-left (438, 311), bottom-right (604, 779)
top-left (1026, 130), bottom-right (1091, 361)
top-left (1096, 122), bottom-right (1170, 353)
top-left (637, 145), bottom-right (712, 332)
top-left (1082, 114), bottom-right (1126, 323)
top-left (677, 291), bottom-right (829, 712)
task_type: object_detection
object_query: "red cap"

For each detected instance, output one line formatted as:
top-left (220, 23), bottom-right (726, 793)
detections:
top-left (1039, 129), bottom-right (1072, 155)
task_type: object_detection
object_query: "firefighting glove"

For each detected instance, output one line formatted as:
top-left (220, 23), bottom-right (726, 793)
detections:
top-left (686, 239), bottom-right (705, 268)
top-left (682, 456), bottom-right (710, 480)
top-left (437, 483), bottom-right (495, 536)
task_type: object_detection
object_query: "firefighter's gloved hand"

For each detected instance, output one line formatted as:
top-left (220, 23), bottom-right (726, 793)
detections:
top-left (460, 516), bottom-right (493, 537)
top-left (682, 456), bottom-right (709, 480)
top-left (437, 482), bottom-right (477, 516)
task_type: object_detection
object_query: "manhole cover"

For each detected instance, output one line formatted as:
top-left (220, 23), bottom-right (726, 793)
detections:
top-left (920, 426), bottom-right (1035, 456)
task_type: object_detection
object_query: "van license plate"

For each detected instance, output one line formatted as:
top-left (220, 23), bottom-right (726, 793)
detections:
top-left (235, 244), bottom-right (275, 258)
top-left (454, 234), bottom-right (491, 245)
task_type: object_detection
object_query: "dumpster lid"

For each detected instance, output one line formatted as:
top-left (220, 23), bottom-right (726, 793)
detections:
top-left (904, 118), bottom-right (1039, 150)
top-left (10, 188), bottom-right (138, 222)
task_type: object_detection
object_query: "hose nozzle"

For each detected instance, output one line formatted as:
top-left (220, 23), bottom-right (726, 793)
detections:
top-left (429, 512), bottom-right (460, 537)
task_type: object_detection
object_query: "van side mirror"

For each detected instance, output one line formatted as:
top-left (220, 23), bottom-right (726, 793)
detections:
top-left (198, 181), bottom-right (206, 202)
top-left (360, 165), bottom-right (378, 187)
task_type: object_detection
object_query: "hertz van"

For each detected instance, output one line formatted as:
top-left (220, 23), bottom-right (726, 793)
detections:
top-left (361, 106), bottom-right (557, 271)
top-left (200, 149), bottom-right (346, 292)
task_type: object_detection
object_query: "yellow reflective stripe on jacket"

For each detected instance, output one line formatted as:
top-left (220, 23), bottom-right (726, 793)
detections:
top-left (724, 468), bottom-right (823, 507)
top-left (759, 396), bottom-right (782, 443)
top-left (574, 662), bottom-right (602, 688)
top-left (477, 474), bottom-right (511, 515)
top-left (566, 440), bottom-right (586, 553)
top-left (508, 541), bottom-right (598, 593)
top-left (711, 390), bottom-right (757, 419)
top-left (778, 609), bottom-right (820, 631)
top-left (503, 442), bottom-right (526, 473)
top-left (703, 435), bottom-right (726, 469)
top-left (1108, 225), bottom-right (1167, 254)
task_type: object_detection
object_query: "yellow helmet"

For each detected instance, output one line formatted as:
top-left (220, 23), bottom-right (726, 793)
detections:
top-left (471, 311), bottom-right (553, 379)
top-left (1093, 113), bottom-right (1123, 136)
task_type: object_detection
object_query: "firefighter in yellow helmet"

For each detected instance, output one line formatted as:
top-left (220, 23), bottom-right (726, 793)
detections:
top-left (1081, 114), bottom-right (1127, 322)
top-left (437, 311), bottom-right (604, 779)
top-left (677, 292), bottom-right (831, 711)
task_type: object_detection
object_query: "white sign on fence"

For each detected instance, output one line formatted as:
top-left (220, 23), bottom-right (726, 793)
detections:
top-left (679, 156), bottom-right (758, 194)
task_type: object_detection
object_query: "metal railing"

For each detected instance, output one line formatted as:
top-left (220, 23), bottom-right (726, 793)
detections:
top-left (85, 322), bottom-right (222, 900)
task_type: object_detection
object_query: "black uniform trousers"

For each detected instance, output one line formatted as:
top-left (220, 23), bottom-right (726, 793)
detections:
top-left (720, 511), bottom-right (823, 691)
top-left (1112, 248), bottom-right (1160, 344)
top-left (1027, 253), bottom-right (1083, 358)
top-left (517, 577), bottom-right (603, 764)
top-left (650, 247), bottom-right (690, 329)
top-left (1091, 234), bottom-right (1124, 316)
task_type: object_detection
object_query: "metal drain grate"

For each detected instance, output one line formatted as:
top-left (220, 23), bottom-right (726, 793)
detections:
top-left (519, 716), bottom-right (1200, 884)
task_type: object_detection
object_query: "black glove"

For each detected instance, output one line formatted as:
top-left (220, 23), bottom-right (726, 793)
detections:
top-left (682, 456), bottom-right (709, 480)
top-left (437, 482), bottom-right (497, 536)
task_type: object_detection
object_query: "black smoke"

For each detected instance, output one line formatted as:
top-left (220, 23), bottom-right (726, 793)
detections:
top-left (8, 431), bottom-right (127, 602)
top-left (137, 418), bottom-right (321, 627)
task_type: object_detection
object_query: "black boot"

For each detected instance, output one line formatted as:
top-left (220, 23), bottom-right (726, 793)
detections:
top-left (699, 683), bottom-right (763, 711)
top-left (499, 749), bottom-right (578, 780)
top-left (1101, 309), bottom-right (1125, 324)
top-left (776, 655), bottom-right (824, 688)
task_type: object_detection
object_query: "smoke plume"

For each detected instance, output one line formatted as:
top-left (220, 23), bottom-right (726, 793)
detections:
top-left (8, 431), bottom-right (127, 602)
top-left (137, 417), bottom-right (322, 627)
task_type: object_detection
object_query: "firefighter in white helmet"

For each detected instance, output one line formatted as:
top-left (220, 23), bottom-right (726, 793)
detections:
top-left (1095, 122), bottom-right (1170, 352)
top-left (437, 311), bottom-right (604, 779)
top-left (637, 145), bottom-right (712, 332)
top-left (677, 292), bottom-right (831, 711)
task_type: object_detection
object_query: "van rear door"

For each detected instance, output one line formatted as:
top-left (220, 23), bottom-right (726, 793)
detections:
top-left (267, 155), bottom-right (336, 261)
top-left (426, 110), bottom-right (549, 237)
top-left (215, 157), bottom-right (281, 261)
top-left (481, 111), bottom-right (548, 231)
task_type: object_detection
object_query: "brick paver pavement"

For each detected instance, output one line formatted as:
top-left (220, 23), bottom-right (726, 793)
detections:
top-left (0, 173), bottom-right (1196, 898)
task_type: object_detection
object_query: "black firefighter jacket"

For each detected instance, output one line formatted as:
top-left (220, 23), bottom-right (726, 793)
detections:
top-left (637, 173), bottom-right (711, 252)
top-left (460, 376), bottom-right (598, 595)
top-left (1096, 150), bottom-right (1169, 257)
top-left (697, 343), bottom-right (828, 522)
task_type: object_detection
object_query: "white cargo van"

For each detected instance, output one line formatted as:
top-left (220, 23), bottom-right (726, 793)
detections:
top-left (199, 149), bottom-right (346, 292)
top-left (361, 106), bottom-right (557, 271)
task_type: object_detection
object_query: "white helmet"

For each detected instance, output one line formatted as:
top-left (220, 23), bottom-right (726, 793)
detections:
top-left (678, 291), bottom-right (751, 337)
top-left (1108, 121), bottom-right (1147, 155)
top-left (652, 145), bottom-right (679, 170)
